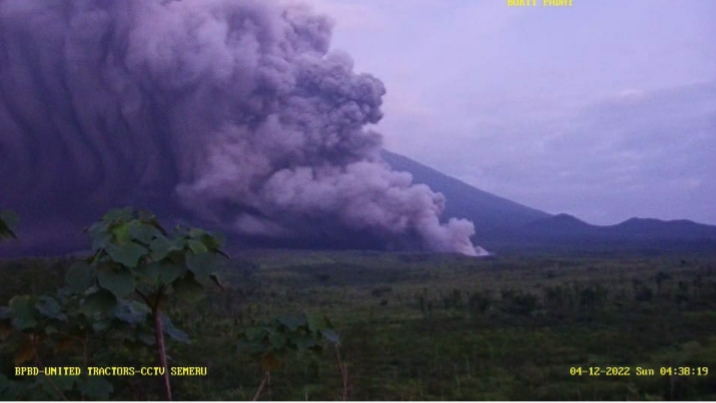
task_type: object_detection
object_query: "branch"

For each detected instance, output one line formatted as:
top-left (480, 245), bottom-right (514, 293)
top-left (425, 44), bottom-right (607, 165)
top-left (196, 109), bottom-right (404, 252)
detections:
top-left (136, 290), bottom-right (152, 307)
top-left (252, 370), bottom-right (270, 401)
top-left (152, 306), bottom-right (172, 401)
top-left (335, 345), bottom-right (350, 401)
top-left (152, 286), bottom-right (166, 313)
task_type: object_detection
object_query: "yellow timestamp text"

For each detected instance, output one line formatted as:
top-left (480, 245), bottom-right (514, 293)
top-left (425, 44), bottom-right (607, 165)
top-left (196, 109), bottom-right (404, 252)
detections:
top-left (570, 366), bottom-right (709, 377)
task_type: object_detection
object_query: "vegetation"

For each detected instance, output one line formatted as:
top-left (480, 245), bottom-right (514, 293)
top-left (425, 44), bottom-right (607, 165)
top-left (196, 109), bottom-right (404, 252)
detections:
top-left (0, 210), bottom-right (18, 240)
top-left (0, 208), bottom-right (340, 400)
top-left (2, 208), bottom-right (716, 399)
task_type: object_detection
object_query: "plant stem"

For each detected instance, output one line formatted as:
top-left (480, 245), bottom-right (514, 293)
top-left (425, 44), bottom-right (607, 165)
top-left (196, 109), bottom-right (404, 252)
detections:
top-left (153, 307), bottom-right (172, 401)
top-left (253, 370), bottom-right (270, 401)
top-left (335, 345), bottom-right (349, 401)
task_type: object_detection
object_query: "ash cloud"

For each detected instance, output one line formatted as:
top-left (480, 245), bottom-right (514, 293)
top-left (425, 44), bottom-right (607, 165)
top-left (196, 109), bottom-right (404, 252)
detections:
top-left (0, 0), bottom-right (479, 256)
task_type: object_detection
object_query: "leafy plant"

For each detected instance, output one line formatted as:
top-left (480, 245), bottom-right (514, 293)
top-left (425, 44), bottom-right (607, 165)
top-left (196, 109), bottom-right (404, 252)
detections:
top-left (0, 207), bottom-right (228, 400)
top-left (239, 311), bottom-right (346, 400)
top-left (82, 207), bottom-right (227, 399)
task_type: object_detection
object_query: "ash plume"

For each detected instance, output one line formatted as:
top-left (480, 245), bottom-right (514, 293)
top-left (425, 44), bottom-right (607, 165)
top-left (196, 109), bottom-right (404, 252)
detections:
top-left (0, 0), bottom-right (479, 256)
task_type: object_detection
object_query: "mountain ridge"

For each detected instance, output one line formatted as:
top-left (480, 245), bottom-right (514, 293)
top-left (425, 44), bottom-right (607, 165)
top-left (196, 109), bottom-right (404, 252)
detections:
top-left (383, 150), bottom-right (716, 253)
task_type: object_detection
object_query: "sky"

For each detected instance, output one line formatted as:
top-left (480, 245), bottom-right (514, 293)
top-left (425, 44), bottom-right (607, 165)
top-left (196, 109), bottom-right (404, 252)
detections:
top-left (297, 0), bottom-right (716, 226)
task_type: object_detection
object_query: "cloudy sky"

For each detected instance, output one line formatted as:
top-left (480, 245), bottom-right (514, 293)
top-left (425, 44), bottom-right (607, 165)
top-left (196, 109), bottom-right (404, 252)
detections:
top-left (298, 0), bottom-right (716, 225)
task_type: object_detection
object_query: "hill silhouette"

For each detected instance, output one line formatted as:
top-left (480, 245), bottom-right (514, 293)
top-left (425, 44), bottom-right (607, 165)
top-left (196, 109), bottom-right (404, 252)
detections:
top-left (383, 151), bottom-right (716, 253)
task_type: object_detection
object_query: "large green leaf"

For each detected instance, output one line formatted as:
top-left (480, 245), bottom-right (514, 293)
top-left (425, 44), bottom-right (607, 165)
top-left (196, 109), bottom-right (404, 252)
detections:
top-left (0, 223), bottom-right (16, 239)
top-left (112, 222), bottom-right (131, 244)
top-left (127, 220), bottom-right (157, 244)
top-left (292, 334), bottom-right (318, 351)
top-left (35, 296), bottom-right (66, 322)
top-left (161, 315), bottom-right (190, 343)
top-left (142, 259), bottom-right (186, 284)
top-left (86, 221), bottom-right (107, 236)
top-left (172, 276), bottom-right (206, 303)
top-left (186, 251), bottom-right (216, 278)
top-left (158, 262), bottom-right (187, 285)
top-left (0, 211), bottom-right (18, 239)
top-left (111, 300), bottom-right (149, 325)
top-left (92, 319), bottom-right (111, 332)
top-left (148, 235), bottom-right (180, 261)
top-left (0, 210), bottom-right (18, 227)
top-left (319, 329), bottom-right (340, 345)
top-left (97, 265), bottom-right (136, 298)
top-left (141, 262), bottom-right (162, 284)
top-left (204, 232), bottom-right (225, 250)
top-left (187, 239), bottom-right (208, 254)
top-left (9, 296), bottom-right (37, 331)
top-left (130, 300), bottom-right (151, 316)
top-left (277, 315), bottom-right (305, 331)
top-left (65, 262), bottom-right (94, 294)
top-left (87, 222), bottom-right (112, 250)
top-left (82, 289), bottom-right (117, 315)
top-left (304, 311), bottom-right (328, 333)
top-left (105, 242), bottom-right (146, 268)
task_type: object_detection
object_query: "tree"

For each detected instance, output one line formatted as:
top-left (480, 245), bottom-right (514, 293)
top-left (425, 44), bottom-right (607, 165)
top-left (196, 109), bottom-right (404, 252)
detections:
top-left (1, 207), bottom-right (227, 400)
top-left (81, 207), bottom-right (228, 400)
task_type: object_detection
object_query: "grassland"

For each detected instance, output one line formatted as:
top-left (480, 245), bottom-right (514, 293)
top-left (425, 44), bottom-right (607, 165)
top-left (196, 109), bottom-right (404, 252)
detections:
top-left (2, 249), bottom-right (716, 400)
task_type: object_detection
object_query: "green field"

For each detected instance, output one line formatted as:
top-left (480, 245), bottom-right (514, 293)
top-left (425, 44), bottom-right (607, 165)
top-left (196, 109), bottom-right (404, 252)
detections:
top-left (2, 249), bottom-right (716, 400)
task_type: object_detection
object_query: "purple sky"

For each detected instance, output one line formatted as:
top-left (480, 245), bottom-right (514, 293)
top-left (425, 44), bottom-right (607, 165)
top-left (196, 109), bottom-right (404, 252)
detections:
top-left (298, 0), bottom-right (716, 225)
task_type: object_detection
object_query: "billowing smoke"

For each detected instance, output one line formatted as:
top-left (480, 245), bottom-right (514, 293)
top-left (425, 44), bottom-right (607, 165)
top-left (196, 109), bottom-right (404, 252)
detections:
top-left (0, 0), bottom-right (479, 256)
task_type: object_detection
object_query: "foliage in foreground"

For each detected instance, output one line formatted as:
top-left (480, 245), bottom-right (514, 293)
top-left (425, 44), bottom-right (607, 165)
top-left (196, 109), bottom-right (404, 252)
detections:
top-left (0, 207), bottom-right (228, 399)
top-left (0, 207), bottom-right (342, 400)
top-left (2, 209), bottom-right (716, 399)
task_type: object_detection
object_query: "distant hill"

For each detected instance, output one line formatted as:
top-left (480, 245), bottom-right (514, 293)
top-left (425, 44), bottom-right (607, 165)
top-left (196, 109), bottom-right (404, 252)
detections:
top-left (383, 151), bottom-right (716, 254)
top-left (524, 213), bottom-right (592, 232)
top-left (491, 213), bottom-right (716, 253)
top-left (607, 218), bottom-right (716, 240)
top-left (516, 214), bottom-right (716, 241)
